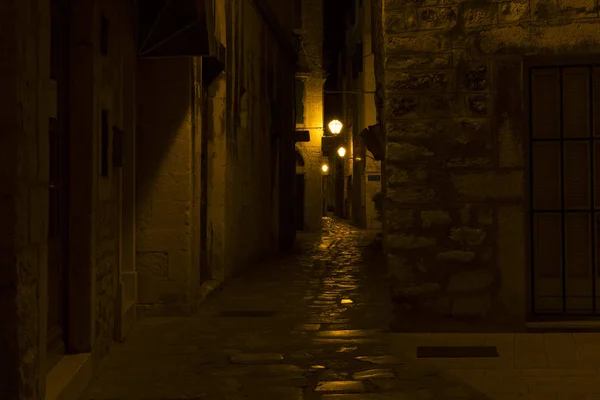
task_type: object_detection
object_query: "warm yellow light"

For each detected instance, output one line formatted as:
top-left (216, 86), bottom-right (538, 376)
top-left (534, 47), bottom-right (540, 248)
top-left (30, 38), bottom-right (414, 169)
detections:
top-left (321, 164), bottom-right (329, 172)
top-left (337, 147), bottom-right (346, 157)
top-left (328, 119), bottom-right (343, 134)
top-left (355, 157), bottom-right (362, 161)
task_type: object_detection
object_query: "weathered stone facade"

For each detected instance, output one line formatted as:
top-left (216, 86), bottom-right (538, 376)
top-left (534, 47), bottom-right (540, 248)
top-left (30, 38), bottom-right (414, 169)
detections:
top-left (295, 0), bottom-right (326, 232)
top-left (1, 0), bottom-right (300, 398)
top-left (0, 0), bottom-right (51, 397)
top-left (334, 0), bottom-right (384, 230)
top-left (135, 58), bottom-right (198, 316)
top-left (373, 0), bottom-right (600, 330)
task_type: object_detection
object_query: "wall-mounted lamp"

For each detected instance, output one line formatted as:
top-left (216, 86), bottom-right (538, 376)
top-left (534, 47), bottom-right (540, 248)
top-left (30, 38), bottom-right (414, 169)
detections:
top-left (328, 119), bottom-right (343, 135)
top-left (355, 157), bottom-right (362, 162)
top-left (321, 164), bottom-right (329, 172)
top-left (337, 147), bottom-right (346, 157)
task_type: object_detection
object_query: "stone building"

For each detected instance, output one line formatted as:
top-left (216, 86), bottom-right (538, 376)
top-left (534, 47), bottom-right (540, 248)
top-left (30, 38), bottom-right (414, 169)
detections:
top-left (0, 0), bottom-right (299, 399)
top-left (340, 0), bottom-right (384, 230)
top-left (294, 0), bottom-right (326, 232)
top-left (327, 0), bottom-right (383, 229)
top-left (372, 0), bottom-right (600, 330)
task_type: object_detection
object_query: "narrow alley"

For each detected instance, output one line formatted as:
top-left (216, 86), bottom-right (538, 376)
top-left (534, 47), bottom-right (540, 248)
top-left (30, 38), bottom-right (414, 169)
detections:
top-left (82, 218), bottom-right (488, 400)
top-left (5, 0), bottom-right (600, 398)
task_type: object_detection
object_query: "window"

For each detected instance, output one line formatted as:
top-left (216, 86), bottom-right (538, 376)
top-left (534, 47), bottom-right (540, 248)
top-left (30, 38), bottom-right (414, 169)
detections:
top-left (528, 63), bottom-right (600, 315)
top-left (295, 79), bottom-right (305, 125)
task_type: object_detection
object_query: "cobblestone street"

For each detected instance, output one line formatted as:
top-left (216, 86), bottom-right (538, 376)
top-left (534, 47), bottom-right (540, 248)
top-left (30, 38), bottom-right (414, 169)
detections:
top-left (83, 218), bottom-right (489, 399)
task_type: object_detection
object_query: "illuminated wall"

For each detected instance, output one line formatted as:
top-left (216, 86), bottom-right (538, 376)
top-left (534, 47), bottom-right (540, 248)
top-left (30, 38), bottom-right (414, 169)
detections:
top-left (295, 0), bottom-right (325, 232)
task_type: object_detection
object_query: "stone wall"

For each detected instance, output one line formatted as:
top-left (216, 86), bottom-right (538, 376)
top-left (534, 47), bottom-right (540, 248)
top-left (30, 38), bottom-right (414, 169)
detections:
top-left (374, 0), bottom-right (600, 331)
top-left (94, 0), bottom-right (134, 356)
top-left (0, 0), bottom-right (51, 398)
top-left (2, 0), bottom-right (136, 396)
top-left (360, 0), bottom-right (383, 230)
top-left (224, 0), bottom-right (297, 267)
top-left (136, 58), bottom-right (195, 316)
top-left (296, 0), bottom-right (325, 232)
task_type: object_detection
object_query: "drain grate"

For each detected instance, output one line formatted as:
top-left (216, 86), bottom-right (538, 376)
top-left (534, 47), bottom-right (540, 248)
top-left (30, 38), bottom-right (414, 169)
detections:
top-left (216, 310), bottom-right (278, 318)
top-left (417, 345), bottom-right (498, 358)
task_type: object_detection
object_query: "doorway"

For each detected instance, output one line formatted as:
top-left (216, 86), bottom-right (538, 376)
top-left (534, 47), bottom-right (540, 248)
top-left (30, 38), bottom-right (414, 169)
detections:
top-left (295, 174), bottom-right (305, 231)
top-left (47, 0), bottom-right (70, 371)
top-left (295, 149), bottom-right (305, 231)
top-left (529, 63), bottom-right (600, 317)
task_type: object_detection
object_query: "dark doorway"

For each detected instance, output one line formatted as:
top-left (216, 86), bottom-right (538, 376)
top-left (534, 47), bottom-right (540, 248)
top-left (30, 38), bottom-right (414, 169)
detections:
top-left (529, 63), bottom-right (600, 317)
top-left (47, 0), bottom-right (70, 372)
top-left (345, 174), bottom-right (353, 220)
top-left (295, 174), bottom-right (305, 231)
top-left (335, 158), bottom-right (344, 218)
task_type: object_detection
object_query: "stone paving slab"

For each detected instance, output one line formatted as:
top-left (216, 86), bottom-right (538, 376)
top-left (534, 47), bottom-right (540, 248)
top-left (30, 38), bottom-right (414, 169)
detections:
top-left (82, 218), bottom-right (491, 400)
top-left (390, 332), bottom-right (600, 399)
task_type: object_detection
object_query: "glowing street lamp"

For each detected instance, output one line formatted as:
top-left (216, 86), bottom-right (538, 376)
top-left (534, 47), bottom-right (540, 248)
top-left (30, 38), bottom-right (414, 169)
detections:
top-left (321, 164), bottom-right (329, 172)
top-left (337, 147), bottom-right (346, 157)
top-left (328, 119), bottom-right (343, 135)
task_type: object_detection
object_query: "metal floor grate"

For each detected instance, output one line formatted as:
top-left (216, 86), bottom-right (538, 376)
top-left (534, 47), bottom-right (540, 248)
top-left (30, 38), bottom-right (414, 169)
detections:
top-left (417, 346), bottom-right (499, 358)
top-left (215, 310), bottom-right (278, 318)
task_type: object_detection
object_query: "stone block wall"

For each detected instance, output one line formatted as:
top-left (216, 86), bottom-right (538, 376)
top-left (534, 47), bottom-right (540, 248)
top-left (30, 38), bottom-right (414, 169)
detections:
top-left (0, 0), bottom-right (51, 398)
top-left (136, 58), bottom-right (194, 316)
top-left (93, 0), bottom-right (136, 357)
top-left (373, 0), bottom-right (600, 331)
top-left (360, 0), bottom-right (383, 230)
top-left (224, 0), bottom-right (296, 268)
top-left (296, 0), bottom-right (325, 232)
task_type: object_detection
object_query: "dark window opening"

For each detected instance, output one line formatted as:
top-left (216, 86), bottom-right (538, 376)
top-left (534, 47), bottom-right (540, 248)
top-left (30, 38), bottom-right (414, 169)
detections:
top-left (529, 64), bottom-right (600, 316)
top-left (100, 15), bottom-right (108, 56)
top-left (293, 0), bottom-right (302, 29)
top-left (295, 79), bottom-right (305, 125)
top-left (101, 110), bottom-right (109, 177)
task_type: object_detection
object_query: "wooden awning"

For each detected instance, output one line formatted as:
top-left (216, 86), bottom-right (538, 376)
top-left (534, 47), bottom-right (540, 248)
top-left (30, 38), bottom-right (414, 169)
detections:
top-left (137, 0), bottom-right (214, 58)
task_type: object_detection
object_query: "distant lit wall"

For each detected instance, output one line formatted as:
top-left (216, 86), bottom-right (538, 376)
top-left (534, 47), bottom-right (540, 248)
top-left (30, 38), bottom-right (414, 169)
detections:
top-left (295, 0), bottom-right (325, 232)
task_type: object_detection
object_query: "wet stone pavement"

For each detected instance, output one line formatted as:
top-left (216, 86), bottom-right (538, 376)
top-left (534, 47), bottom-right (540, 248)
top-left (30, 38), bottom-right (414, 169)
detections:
top-left (83, 218), bottom-right (490, 400)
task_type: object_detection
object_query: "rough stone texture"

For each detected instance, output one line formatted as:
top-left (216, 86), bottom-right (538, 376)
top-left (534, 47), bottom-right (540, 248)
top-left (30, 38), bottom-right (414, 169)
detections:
top-left (136, 58), bottom-right (194, 316)
top-left (136, 0), bottom-right (298, 316)
top-left (225, 0), bottom-right (297, 276)
top-left (3, 0), bottom-right (300, 398)
top-left (296, 0), bottom-right (325, 232)
top-left (420, 210), bottom-right (451, 228)
top-left (95, 0), bottom-right (131, 359)
top-left (82, 220), bottom-right (489, 399)
top-left (374, 0), bottom-right (600, 330)
top-left (0, 0), bottom-right (50, 398)
top-left (436, 251), bottom-right (476, 263)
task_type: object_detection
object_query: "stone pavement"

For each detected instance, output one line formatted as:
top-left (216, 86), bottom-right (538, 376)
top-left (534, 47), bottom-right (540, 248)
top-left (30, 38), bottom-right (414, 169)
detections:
top-left (390, 332), bottom-right (600, 400)
top-left (82, 217), bottom-right (490, 399)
